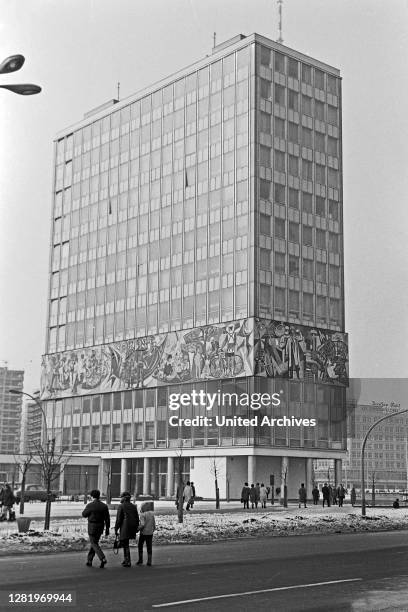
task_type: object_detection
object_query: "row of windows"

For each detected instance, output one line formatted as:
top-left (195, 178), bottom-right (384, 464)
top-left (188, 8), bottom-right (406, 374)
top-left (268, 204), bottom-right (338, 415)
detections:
top-left (260, 252), bottom-right (341, 284)
top-left (259, 216), bottom-right (341, 251)
top-left (266, 187), bottom-right (340, 220)
top-left (259, 83), bottom-right (338, 123)
top-left (258, 46), bottom-right (339, 95)
top-left (258, 287), bottom-right (341, 322)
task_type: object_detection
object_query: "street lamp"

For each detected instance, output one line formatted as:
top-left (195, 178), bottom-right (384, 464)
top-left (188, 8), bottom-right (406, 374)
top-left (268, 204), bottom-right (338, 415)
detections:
top-left (361, 408), bottom-right (408, 516)
top-left (9, 389), bottom-right (55, 529)
top-left (0, 54), bottom-right (41, 95)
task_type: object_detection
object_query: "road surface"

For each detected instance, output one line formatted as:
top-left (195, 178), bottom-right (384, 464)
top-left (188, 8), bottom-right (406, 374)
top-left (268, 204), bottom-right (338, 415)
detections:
top-left (1, 530), bottom-right (408, 610)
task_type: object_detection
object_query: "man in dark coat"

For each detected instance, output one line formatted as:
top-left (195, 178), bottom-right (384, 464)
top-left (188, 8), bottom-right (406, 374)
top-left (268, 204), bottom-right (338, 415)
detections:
top-left (322, 483), bottom-right (331, 508)
top-left (82, 489), bottom-right (110, 568)
top-left (1, 484), bottom-right (16, 521)
top-left (298, 483), bottom-right (307, 508)
top-left (241, 482), bottom-right (250, 509)
top-left (115, 492), bottom-right (139, 567)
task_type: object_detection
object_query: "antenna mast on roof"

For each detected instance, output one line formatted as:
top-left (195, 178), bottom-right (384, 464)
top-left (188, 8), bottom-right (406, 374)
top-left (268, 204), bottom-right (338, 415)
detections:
top-left (117, 82), bottom-right (120, 101)
top-left (213, 32), bottom-right (216, 48)
top-left (277, 0), bottom-right (283, 43)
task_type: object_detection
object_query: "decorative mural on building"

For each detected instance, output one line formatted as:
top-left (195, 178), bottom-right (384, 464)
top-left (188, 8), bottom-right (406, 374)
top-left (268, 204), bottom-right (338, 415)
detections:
top-left (40, 318), bottom-right (348, 399)
top-left (254, 320), bottom-right (348, 386)
top-left (40, 319), bottom-right (254, 399)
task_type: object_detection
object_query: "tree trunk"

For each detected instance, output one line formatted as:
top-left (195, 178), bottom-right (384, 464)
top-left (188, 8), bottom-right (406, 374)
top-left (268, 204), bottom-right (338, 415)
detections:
top-left (215, 478), bottom-right (220, 509)
top-left (283, 484), bottom-right (288, 508)
top-left (177, 459), bottom-right (183, 523)
top-left (19, 474), bottom-right (27, 515)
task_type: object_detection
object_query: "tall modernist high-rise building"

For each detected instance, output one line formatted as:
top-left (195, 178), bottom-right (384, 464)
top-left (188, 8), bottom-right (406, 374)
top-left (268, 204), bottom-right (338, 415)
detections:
top-left (40, 34), bottom-right (348, 499)
top-left (0, 366), bottom-right (24, 454)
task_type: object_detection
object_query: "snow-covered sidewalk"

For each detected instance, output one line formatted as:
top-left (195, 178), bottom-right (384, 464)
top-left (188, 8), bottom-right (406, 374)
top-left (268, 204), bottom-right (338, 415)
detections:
top-left (1, 506), bottom-right (408, 556)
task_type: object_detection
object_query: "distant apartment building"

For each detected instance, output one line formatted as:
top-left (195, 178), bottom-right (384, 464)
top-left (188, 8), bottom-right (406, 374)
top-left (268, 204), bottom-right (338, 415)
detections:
top-left (40, 33), bottom-right (348, 499)
top-left (0, 366), bottom-right (24, 454)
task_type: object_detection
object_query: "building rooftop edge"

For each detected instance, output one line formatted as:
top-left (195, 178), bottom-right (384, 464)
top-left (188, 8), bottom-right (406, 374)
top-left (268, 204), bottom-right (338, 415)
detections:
top-left (55, 32), bottom-right (341, 140)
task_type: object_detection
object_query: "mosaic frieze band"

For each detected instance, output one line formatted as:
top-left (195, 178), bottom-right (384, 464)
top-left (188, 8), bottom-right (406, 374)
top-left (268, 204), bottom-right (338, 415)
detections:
top-left (40, 318), bottom-right (348, 399)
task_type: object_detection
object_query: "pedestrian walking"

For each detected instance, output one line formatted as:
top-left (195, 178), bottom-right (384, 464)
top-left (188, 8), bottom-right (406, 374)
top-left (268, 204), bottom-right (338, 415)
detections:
top-left (350, 486), bottom-right (357, 507)
top-left (337, 484), bottom-right (346, 507)
top-left (0, 484), bottom-right (16, 521)
top-left (259, 483), bottom-right (267, 508)
top-left (184, 481), bottom-right (193, 511)
top-left (189, 482), bottom-right (196, 508)
top-left (255, 483), bottom-right (261, 509)
top-left (312, 485), bottom-right (320, 505)
top-left (82, 489), bottom-right (110, 568)
top-left (137, 502), bottom-right (156, 566)
top-left (298, 483), bottom-right (307, 508)
top-left (241, 482), bottom-right (250, 509)
top-left (393, 498), bottom-right (400, 509)
top-left (249, 484), bottom-right (257, 509)
top-left (322, 483), bottom-right (331, 508)
top-left (114, 492), bottom-right (139, 568)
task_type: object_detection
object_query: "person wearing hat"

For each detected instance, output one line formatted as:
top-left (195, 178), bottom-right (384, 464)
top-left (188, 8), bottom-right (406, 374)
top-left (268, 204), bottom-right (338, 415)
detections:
top-left (115, 492), bottom-right (139, 567)
top-left (82, 489), bottom-right (110, 568)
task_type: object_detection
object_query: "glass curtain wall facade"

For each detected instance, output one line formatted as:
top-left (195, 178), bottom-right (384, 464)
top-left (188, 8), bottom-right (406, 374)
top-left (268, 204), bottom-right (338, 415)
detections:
top-left (41, 34), bottom-right (348, 499)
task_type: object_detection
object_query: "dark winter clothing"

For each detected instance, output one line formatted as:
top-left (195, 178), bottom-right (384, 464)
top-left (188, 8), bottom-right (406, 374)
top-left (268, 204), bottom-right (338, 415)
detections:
top-left (312, 487), bottom-right (320, 505)
top-left (298, 485), bottom-right (307, 508)
top-left (241, 484), bottom-right (250, 509)
top-left (82, 498), bottom-right (110, 565)
top-left (249, 485), bottom-right (257, 508)
top-left (350, 487), bottom-right (357, 507)
top-left (322, 485), bottom-right (331, 507)
top-left (115, 499), bottom-right (139, 567)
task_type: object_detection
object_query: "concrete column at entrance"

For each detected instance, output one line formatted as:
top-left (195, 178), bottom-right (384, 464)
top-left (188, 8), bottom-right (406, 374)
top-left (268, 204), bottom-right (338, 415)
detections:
top-left (247, 455), bottom-right (256, 484)
top-left (150, 458), bottom-right (158, 496)
top-left (99, 459), bottom-right (110, 495)
top-left (58, 469), bottom-right (65, 495)
top-left (306, 458), bottom-right (314, 496)
top-left (167, 457), bottom-right (174, 497)
top-left (120, 458), bottom-right (128, 493)
top-left (280, 456), bottom-right (289, 504)
top-left (335, 459), bottom-right (342, 486)
top-left (143, 457), bottom-right (150, 495)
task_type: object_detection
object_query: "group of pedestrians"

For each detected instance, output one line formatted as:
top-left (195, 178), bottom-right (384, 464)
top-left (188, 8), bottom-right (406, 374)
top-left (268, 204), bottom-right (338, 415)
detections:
top-left (240, 482), bottom-right (269, 509)
top-left (82, 490), bottom-right (156, 569)
top-left (175, 481), bottom-right (196, 511)
top-left (0, 483), bottom-right (16, 522)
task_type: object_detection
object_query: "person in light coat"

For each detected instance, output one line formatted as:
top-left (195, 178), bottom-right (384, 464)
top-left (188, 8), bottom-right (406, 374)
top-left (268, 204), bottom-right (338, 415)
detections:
top-left (137, 502), bottom-right (156, 566)
top-left (259, 483), bottom-right (268, 508)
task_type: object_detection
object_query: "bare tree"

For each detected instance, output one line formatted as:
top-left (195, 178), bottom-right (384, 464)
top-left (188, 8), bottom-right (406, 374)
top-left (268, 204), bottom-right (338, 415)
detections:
top-left (209, 456), bottom-right (221, 509)
top-left (13, 452), bottom-right (34, 515)
top-left (105, 462), bottom-right (113, 504)
top-left (32, 439), bottom-right (71, 530)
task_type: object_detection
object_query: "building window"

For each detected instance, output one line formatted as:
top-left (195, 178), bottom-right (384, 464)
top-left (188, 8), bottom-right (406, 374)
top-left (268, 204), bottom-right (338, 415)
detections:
top-left (275, 287), bottom-right (285, 312)
top-left (260, 248), bottom-right (271, 269)
top-left (274, 117), bottom-right (285, 139)
top-left (260, 179), bottom-right (271, 200)
top-left (289, 255), bottom-right (299, 276)
top-left (288, 58), bottom-right (298, 79)
top-left (274, 52), bottom-right (285, 73)
top-left (274, 218), bottom-right (285, 239)
top-left (260, 145), bottom-right (271, 167)
top-left (288, 122), bottom-right (299, 143)
top-left (289, 222), bottom-right (299, 243)
top-left (302, 192), bottom-right (313, 213)
top-left (314, 69), bottom-right (325, 90)
top-left (302, 226), bottom-right (313, 246)
top-left (288, 188), bottom-right (299, 209)
top-left (302, 160), bottom-right (312, 181)
top-left (288, 90), bottom-right (298, 111)
top-left (316, 262), bottom-right (326, 283)
top-left (328, 136), bottom-right (338, 157)
top-left (316, 196), bottom-right (326, 217)
top-left (274, 84), bottom-right (285, 106)
top-left (302, 95), bottom-right (312, 116)
top-left (288, 155), bottom-right (298, 176)
top-left (302, 64), bottom-right (312, 84)
top-left (274, 183), bottom-right (285, 204)
top-left (327, 75), bottom-right (338, 95)
top-left (316, 164), bottom-right (326, 185)
top-left (303, 293), bottom-right (313, 316)
top-left (260, 284), bottom-right (271, 306)
top-left (302, 258), bottom-right (313, 279)
top-left (275, 252), bottom-right (285, 274)
top-left (289, 290), bottom-right (299, 315)
top-left (260, 213), bottom-right (271, 235)
top-left (328, 200), bottom-right (339, 221)
top-left (316, 229), bottom-right (326, 250)
top-left (274, 151), bottom-right (285, 173)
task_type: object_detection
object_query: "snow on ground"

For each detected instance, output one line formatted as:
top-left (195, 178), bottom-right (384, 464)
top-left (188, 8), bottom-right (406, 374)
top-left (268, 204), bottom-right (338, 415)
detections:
top-left (1, 507), bottom-right (408, 555)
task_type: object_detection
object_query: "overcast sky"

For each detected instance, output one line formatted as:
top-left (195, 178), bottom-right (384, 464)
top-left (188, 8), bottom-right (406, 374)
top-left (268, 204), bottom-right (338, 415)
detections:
top-left (1, 0), bottom-right (407, 393)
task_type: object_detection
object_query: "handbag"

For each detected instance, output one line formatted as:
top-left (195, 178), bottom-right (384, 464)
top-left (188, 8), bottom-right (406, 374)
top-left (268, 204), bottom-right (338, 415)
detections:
top-left (113, 534), bottom-right (121, 554)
